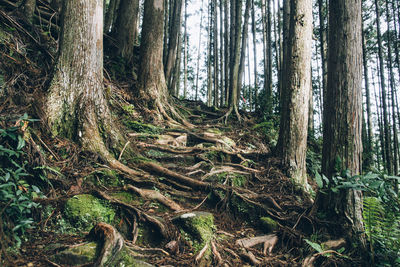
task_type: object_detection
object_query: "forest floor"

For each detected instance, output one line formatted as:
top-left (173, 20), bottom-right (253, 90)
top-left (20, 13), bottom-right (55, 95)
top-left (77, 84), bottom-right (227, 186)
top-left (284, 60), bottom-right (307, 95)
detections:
top-left (0, 4), bottom-right (356, 266)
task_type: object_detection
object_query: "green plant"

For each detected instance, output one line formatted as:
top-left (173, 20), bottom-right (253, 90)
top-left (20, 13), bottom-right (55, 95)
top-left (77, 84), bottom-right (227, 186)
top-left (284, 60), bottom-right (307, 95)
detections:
top-left (0, 114), bottom-right (43, 247)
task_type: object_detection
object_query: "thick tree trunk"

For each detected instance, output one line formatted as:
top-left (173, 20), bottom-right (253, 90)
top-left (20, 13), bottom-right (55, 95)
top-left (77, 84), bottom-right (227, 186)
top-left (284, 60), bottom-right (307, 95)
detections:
top-left (113, 0), bottom-right (139, 64)
top-left (276, 0), bottom-right (312, 189)
top-left (213, 0), bottom-right (219, 107)
top-left (138, 0), bottom-right (189, 126)
top-left (316, 0), bottom-right (366, 249)
top-left (165, 0), bottom-right (183, 90)
top-left (47, 0), bottom-right (122, 156)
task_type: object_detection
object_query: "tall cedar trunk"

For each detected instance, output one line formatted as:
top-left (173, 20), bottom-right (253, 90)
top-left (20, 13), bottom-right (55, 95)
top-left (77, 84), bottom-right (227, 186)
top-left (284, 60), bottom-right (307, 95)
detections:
top-left (163, 0), bottom-right (169, 66)
top-left (104, 0), bottom-right (119, 33)
top-left (316, 0), bottom-right (366, 248)
top-left (308, 70), bottom-right (314, 136)
top-left (171, 32), bottom-right (182, 96)
top-left (374, 77), bottom-right (385, 168)
top-left (278, 0), bottom-right (290, 116)
top-left (47, 0), bottom-right (122, 156)
top-left (228, 0), bottom-right (242, 117)
top-left (362, 24), bottom-right (373, 170)
top-left (374, 0), bottom-right (393, 174)
top-left (195, 0), bottom-right (204, 101)
top-left (183, 0), bottom-right (188, 99)
top-left (277, 0), bottom-right (312, 189)
top-left (113, 0), bottom-right (139, 64)
top-left (213, 0), bottom-right (219, 107)
top-left (251, 0), bottom-right (258, 110)
top-left (50, 0), bottom-right (62, 12)
top-left (207, 2), bottom-right (212, 107)
top-left (273, 0), bottom-right (281, 100)
top-left (385, 0), bottom-right (399, 175)
top-left (261, 0), bottom-right (272, 108)
top-left (138, 0), bottom-right (170, 116)
top-left (317, 0), bottom-right (327, 99)
top-left (238, 0), bottom-right (251, 95)
top-left (219, 0), bottom-right (224, 107)
top-left (376, 62), bottom-right (387, 166)
top-left (224, 0), bottom-right (230, 106)
top-left (23, 0), bottom-right (36, 23)
top-left (165, 0), bottom-right (183, 90)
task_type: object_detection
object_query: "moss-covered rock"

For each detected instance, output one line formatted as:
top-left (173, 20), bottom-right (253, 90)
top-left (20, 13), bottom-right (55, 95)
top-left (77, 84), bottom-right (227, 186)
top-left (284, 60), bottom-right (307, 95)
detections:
top-left (173, 212), bottom-right (215, 253)
top-left (84, 168), bottom-right (121, 187)
top-left (51, 242), bottom-right (98, 266)
top-left (64, 194), bottom-right (116, 232)
top-left (51, 242), bottom-right (153, 267)
top-left (260, 216), bottom-right (278, 232)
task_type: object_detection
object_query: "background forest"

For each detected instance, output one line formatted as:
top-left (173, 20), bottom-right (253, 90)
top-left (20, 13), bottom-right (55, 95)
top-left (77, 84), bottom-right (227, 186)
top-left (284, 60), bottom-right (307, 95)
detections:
top-left (0, 0), bottom-right (400, 266)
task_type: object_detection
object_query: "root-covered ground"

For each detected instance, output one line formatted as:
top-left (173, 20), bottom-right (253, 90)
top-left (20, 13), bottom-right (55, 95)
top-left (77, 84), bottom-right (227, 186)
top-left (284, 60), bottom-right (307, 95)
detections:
top-left (0, 3), bottom-right (356, 266)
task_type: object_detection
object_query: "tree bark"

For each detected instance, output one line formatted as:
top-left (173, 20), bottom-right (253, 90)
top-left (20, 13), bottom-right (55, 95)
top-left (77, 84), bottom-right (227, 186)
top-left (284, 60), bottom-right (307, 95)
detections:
top-left (374, 0), bottom-right (393, 174)
top-left (165, 0), bottom-right (183, 90)
top-left (316, 0), bottom-right (366, 249)
top-left (104, 0), bottom-right (119, 33)
top-left (238, 0), bottom-right (251, 96)
top-left (47, 0), bottom-right (123, 157)
top-left (112, 0), bottom-right (139, 64)
top-left (276, 0), bottom-right (312, 189)
top-left (251, 0), bottom-right (258, 111)
top-left (195, 0), bottom-right (204, 102)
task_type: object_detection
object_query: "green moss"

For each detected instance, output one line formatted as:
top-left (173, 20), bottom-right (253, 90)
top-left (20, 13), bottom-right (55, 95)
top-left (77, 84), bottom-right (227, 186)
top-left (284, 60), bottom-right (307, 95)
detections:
top-left (105, 246), bottom-right (154, 267)
top-left (52, 242), bottom-right (99, 266)
top-left (260, 216), bottom-right (278, 232)
top-left (122, 104), bottom-right (136, 116)
top-left (84, 169), bottom-right (121, 187)
top-left (110, 191), bottom-right (141, 205)
top-left (174, 212), bottom-right (215, 253)
top-left (205, 151), bottom-right (227, 162)
top-left (144, 149), bottom-right (171, 159)
top-left (64, 194), bottom-right (116, 232)
top-left (123, 120), bottom-right (162, 134)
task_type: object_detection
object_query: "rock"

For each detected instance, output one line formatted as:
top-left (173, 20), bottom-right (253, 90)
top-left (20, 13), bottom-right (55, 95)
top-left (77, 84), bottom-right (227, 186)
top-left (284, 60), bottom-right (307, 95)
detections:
top-left (51, 242), bottom-right (98, 266)
top-left (260, 216), bottom-right (279, 233)
top-left (64, 194), bottom-right (116, 232)
top-left (51, 242), bottom-right (154, 267)
top-left (173, 212), bottom-right (215, 253)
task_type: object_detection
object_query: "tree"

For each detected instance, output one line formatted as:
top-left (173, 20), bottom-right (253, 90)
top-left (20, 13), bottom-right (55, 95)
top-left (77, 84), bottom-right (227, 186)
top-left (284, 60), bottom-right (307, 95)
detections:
top-left (164, 0), bottom-right (183, 91)
top-left (276, 0), bottom-right (312, 189)
top-left (112, 0), bottom-right (140, 64)
top-left (137, 0), bottom-right (188, 125)
top-left (22, 0), bottom-right (36, 24)
top-left (316, 0), bottom-right (366, 248)
top-left (46, 0), bottom-right (133, 174)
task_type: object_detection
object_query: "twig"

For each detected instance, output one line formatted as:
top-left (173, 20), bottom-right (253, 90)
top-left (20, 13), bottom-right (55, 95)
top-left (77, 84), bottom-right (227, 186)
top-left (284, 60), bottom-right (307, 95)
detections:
top-left (118, 141), bottom-right (130, 161)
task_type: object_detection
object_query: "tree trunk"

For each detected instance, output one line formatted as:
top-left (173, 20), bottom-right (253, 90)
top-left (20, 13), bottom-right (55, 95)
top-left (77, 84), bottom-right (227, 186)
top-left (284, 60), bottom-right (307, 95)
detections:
top-left (227, 0), bottom-right (242, 120)
top-left (113, 0), bottom-right (139, 64)
top-left (277, 0), bottom-right (312, 189)
top-left (195, 0), bottom-right (204, 102)
top-left (219, 0), bottom-right (225, 107)
top-left (238, 0), bottom-right (251, 96)
top-left (316, 0), bottom-right (366, 248)
top-left (385, 0), bottom-right (399, 175)
top-left (138, 0), bottom-right (187, 126)
top-left (224, 0), bottom-right (230, 106)
top-left (207, 2), bottom-right (213, 107)
top-left (213, 0), bottom-right (219, 107)
top-left (104, 0), bottom-right (119, 33)
top-left (374, 0), bottom-right (393, 174)
top-left (183, 0), bottom-right (188, 99)
top-left (362, 23), bottom-right (373, 170)
top-left (47, 0), bottom-right (123, 158)
top-left (317, 0), bottom-right (327, 100)
top-left (165, 0), bottom-right (183, 90)
top-left (251, 0), bottom-right (258, 111)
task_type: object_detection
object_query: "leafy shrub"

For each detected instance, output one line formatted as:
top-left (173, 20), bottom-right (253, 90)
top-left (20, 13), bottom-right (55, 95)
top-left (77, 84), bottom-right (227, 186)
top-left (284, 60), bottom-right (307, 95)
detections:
top-left (0, 114), bottom-right (43, 247)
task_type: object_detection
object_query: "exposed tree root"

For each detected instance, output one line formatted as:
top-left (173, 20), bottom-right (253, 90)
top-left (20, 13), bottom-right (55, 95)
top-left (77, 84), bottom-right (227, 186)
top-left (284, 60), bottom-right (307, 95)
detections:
top-left (93, 190), bottom-right (172, 239)
top-left (236, 234), bottom-right (278, 255)
top-left (89, 223), bottom-right (124, 267)
top-left (124, 184), bottom-right (183, 211)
